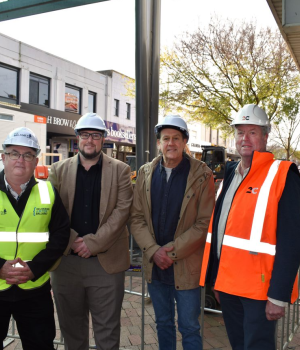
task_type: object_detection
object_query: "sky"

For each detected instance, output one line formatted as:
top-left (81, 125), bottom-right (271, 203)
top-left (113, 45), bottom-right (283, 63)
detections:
top-left (0, 0), bottom-right (278, 79)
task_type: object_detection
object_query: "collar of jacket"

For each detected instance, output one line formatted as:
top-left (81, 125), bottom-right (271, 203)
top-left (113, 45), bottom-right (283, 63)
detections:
top-left (248, 150), bottom-right (275, 169)
top-left (0, 171), bottom-right (37, 194)
top-left (142, 153), bottom-right (211, 193)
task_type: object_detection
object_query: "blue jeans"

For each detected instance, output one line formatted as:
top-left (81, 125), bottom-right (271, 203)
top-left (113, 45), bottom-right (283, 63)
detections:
top-left (147, 280), bottom-right (202, 350)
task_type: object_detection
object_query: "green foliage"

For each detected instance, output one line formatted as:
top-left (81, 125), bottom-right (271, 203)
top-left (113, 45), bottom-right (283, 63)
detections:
top-left (160, 18), bottom-right (300, 138)
top-left (122, 75), bottom-right (135, 98)
top-left (269, 93), bottom-right (300, 159)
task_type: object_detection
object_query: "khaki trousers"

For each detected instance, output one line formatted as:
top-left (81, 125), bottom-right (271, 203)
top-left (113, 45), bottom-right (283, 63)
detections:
top-left (51, 255), bottom-right (125, 350)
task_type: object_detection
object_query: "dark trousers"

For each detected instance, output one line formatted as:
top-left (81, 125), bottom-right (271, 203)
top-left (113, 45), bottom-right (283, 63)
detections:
top-left (0, 291), bottom-right (56, 350)
top-left (219, 292), bottom-right (277, 350)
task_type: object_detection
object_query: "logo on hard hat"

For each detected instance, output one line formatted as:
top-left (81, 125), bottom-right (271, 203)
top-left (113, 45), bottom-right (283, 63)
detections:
top-left (242, 116), bottom-right (250, 121)
top-left (13, 132), bottom-right (32, 139)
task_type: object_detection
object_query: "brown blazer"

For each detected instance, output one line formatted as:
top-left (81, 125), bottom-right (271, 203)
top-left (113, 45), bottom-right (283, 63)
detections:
top-left (48, 152), bottom-right (133, 274)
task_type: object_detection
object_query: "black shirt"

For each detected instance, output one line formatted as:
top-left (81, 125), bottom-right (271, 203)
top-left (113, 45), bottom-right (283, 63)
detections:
top-left (71, 155), bottom-right (102, 238)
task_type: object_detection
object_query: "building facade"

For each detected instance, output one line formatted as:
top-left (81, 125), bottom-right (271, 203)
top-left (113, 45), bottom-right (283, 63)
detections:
top-left (0, 33), bottom-right (136, 164)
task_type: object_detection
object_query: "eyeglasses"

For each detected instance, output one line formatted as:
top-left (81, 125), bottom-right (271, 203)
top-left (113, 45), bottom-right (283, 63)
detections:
top-left (78, 132), bottom-right (103, 140)
top-left (5, 151), bottom-right (36, 162)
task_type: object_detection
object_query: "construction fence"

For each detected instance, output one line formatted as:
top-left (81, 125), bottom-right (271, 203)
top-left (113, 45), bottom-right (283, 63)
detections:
top-left (3, 240), bottom-right (300, 350)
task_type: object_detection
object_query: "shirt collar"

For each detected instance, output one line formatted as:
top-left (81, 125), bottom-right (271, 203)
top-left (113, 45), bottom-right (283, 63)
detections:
top-left (159, 154), bottom-right (189, 174)
top-left (4, 175), bottom-right (30, 201)
top-left (235, 161), bottom-right (250, 178)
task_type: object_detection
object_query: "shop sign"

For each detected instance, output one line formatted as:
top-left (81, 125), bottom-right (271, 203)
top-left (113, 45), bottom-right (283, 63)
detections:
top-left (104, 121), bottom-right (136, 145)
top-left (20, 103), bottom-right (80, 135)
top-left (191, 143), bottom-right (201, 148)
top-left (103, 143), bottom-right (113, 149)
top-left (14, 104), bottom-right (136, 142)
top-left (47, 115), bottom-right (77, 129)
top-left (34, 115), bottom-right (47, 124)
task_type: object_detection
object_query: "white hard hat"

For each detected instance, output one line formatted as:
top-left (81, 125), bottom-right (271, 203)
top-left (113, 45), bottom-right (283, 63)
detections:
top-left (231, 104), bottom-right (271, 132)
top-left (155, 115), bottom-right (189, 141)
top-left (2, 127), bottom-right (41, 156)
top-left (75, 113), bottom-right (107, 137)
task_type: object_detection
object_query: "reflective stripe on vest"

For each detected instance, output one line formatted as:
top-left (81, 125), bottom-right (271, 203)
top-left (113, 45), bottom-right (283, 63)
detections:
top-left (0, 231), bottom-right (49, 242)
top-left (37, 179), bottom-right (51, 204)
top-left (200, 153), bottom-right (298, 303)
top-left (216, 180), bottom-right (223, 199)
top-left (222, 160), bottom-right (280, 256)
top-left (0, 180), bottom-right (54, 291)
top-left (206, 232), bottom-right (212, 243)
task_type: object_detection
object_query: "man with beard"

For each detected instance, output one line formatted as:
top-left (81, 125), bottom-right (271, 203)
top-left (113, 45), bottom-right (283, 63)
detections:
top-left (48, 113), bottom-right (133, 350)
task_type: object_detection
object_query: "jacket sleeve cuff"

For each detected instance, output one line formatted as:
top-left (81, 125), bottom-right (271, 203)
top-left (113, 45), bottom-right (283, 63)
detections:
top-left (268, 297), bottom-right (287, 307)
top-left (0, 258), bottom-right (6, 270)
top-left (64, 229), bottom-right (79, 255)
top-left (144, 245), bottom-right (161, 262)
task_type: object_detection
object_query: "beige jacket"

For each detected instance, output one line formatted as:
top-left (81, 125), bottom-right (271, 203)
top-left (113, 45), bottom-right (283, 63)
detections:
top-left (130, 155), bottom-right (215, 290)
top-left (48, 152), bottom-right (133, 274)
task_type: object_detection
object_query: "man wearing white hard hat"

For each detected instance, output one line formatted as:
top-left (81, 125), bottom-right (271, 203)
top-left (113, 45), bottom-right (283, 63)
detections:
top-left (200, 104), bottom-right (300, 350)
top-left (130, 115), bottom-right (215, 350)
top-left (49, 113), bottom-right (133, 350)
top-left (0, 127), bottom-right (70, 350)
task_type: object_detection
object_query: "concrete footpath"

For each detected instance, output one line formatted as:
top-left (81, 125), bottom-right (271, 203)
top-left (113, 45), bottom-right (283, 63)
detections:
top-left (4, 276), bottom-right (300, 350)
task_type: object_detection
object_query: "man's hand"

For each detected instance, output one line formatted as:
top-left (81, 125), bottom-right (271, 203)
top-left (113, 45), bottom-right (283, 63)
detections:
top-left (0, 259), bottom-right (19, 282)
top-left (72, 237), bottom-right (92, 258)
top-left (265, 300), bottom-right (285, 321)
top-left (0, 258), bottom-right (34, 285)
top-left (152, 246), bottom-right (174, 270)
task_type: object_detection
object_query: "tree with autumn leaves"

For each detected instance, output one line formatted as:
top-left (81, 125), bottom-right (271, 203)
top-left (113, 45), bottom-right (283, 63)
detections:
top-left (160, 18), bottom-right (300, 158)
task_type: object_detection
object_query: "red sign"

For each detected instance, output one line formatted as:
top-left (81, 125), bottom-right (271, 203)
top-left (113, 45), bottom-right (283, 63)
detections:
top-left (34, 115), bottom-right (47, 124)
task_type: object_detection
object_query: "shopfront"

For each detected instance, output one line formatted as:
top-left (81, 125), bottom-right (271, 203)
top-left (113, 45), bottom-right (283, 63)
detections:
top-left (18, 103), bottom-right (136, 164)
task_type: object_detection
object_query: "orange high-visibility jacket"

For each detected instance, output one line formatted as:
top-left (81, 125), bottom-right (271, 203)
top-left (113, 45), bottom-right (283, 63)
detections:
top-left (200, 152), bottom-right (298, 303)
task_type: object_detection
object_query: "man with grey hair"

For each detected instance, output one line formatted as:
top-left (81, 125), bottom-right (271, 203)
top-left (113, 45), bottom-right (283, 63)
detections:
top-left (0, 127), bottom-right (69, 350)
top-left (200, 104), bottom-right (300, 350)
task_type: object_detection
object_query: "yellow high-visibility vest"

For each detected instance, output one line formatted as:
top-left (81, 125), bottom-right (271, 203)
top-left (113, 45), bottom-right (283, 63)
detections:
top-left (0, 180), bottom-right (54, 290)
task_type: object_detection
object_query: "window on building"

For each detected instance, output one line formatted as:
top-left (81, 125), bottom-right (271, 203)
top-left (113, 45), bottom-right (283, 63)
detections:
top-left (0, 114), bottom-right (13, 121)
top-left (0, 64), bottom-right (18, 104)
top-left (29, 73), bottom-right (50, 107)
top-left (126, 103), bottom-right (131, 120)
top-left (88, 91), bottom-right (96, 113)
top-left (65, 84), bottom-right (81, 113)
top-left (114, 99), bottom-right (119, 116)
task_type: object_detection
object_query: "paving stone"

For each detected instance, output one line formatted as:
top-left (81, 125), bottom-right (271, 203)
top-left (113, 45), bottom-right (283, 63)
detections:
top-left (128, 334), bottom-right (141, 346)
top-left (128, 326), bottom-right (141, 335)
top-left (205, 337), bottom-right (229, 348)
top-left (4, 276), bottom-right (300, 350)
top-left (125, 308), bottom-right (139, 317)
top-left (121, 317), bottom-right (133, 327)
top-left (144, 334), bottom-right (157, 345)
